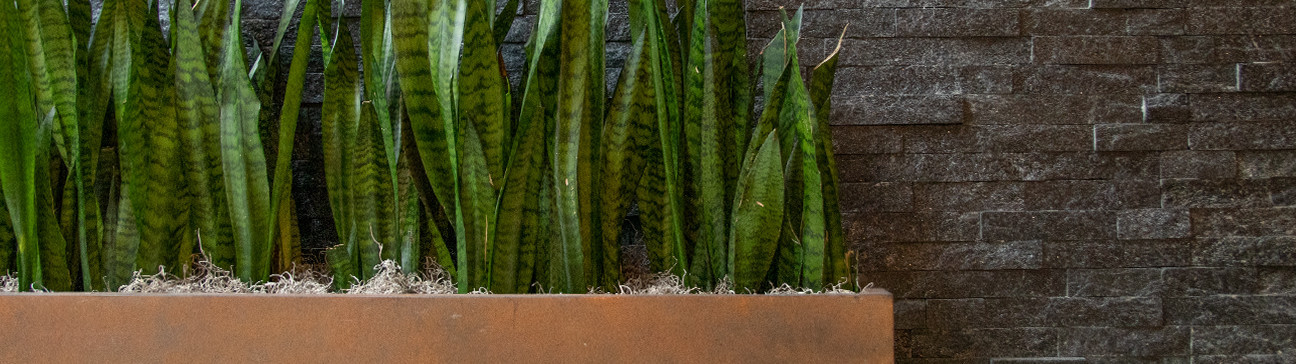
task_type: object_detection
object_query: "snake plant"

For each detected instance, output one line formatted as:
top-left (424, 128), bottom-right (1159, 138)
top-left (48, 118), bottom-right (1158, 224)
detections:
top-left (0, 0), bottom-right (850, 293)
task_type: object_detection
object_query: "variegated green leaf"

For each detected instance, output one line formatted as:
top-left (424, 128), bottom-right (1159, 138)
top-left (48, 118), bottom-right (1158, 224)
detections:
top-left (811, 33), bottom-right (851, 288)
top-left (218, 0), bottom-right (272, 282)
top-left (729, 130), bottom-right (784, 292)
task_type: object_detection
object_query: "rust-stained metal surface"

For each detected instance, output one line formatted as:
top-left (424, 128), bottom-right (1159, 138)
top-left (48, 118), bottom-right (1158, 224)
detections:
top-left (0, 291), bottom-right (893, 363)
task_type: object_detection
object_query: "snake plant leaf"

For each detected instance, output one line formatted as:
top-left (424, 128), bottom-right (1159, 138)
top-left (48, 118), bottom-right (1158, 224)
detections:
top-left (21, 0), bottom-right (98, 289)
top-left (597, 30), bottom-right (657, 291)
top-left (355, 103), bottom-right (396, 278)
top-left (266, 0), bottom-right (318, 274)
top-left (459, 0), bottom-right (508, 182)
top-left (492, 0), bottom-right (519, 47)
top-left (729, 130), bottom-right (784, 292)
top-left (811, 32), bottom-right (851, 288)
top-left (196, 0), bottom-right (231, 84)
top-left (321, 18), bottom-right (362, 284)
top-left (0, 189), bottom-right (15, 274)
top-left (218, 0), bottom-right (272, 282)
top-left (391, 0), bottom-right (455, 218)
top-left (553, 0), bottom-right (609, 292)
top-left (458, 121), bottom-right (494, 292)
top-left (682, 0), bottom-right (729, 286)
top-left (396, 146), bottom-right (423, 272)
top-left (711, 1), bottom-right (751, 194)
top-left (490, 0), bottom-right (560, 293)
top-left (126, 0), bottom-right (191, 275)
top-left (173, 0), bottom-right (233, 270)
top-left (772, 22), bottom-right (826, 288)
top-left (491, 95), bottom-right (549, 294)
top-left (34, 108), bottom-right (72, 291)
top-left (632, 0), bottom-right (686, 277)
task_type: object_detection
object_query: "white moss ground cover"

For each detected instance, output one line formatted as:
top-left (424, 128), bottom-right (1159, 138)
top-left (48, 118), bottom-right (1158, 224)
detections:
top-left (0, 260), bottom-right (862, 295)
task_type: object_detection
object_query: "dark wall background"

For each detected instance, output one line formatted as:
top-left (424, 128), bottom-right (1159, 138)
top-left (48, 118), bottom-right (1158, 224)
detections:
top-left (236, 0), bottom-right (1296, 362)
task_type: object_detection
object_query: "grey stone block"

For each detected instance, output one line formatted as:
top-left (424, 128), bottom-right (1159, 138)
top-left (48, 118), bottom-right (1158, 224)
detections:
top-left (1163, 179), bottom-right (1271, 209)
top-left (1192, 325), bottom-right (1296, 356)
top-left (840, 38), bottom-right (1031, 66)
top-left (967, 94), bottom-right (1142, 125)
top-left (1049, 297), bottom-right (1164, 327)
top-left (896, 8), bottom-right (1020, 37)
top-left (1190, 93), bottom-right (1296, 122)
top-left (1166, 295), bottom-right (1296, 325)
top-left (1238, 62), bottom-right (1296, 92)
top-left (840, 182), bottom-right (914, 212)
top-left (845, 211), bottom-right (980, 242)
top-left (868, 241), bottom-right (1043, 271)
top-left (1044, 239), bottom-right (1192, 268)
top-left (832, 95), bottom-right (964, 125)
top-left (1118, 209), bottom-right (1192, 239)
top-left (905, 125), bottom-right (1093, 153)
top-left (1240, 151), bottom-right (1296, 178)
top-left (910, 328), bottom-right (1057, 359)
top-left (1158, 64), bottom-right (1239, 93)
top-left (1161, 150), bottom-right (1237, 179)
top-left (1034, 36), bottom-right (1160, 64)
top-left (1187, 7), bottom-right (1296, 35)
top-left (1019, 65), bottom-right (1157, 94)
top-left (1058, 326), bottom-right (1190, 357)
top-left (1095, 124), bottom-right (1189, 151)
top-left (1193, 237), bottom-right (1296, 267)
top-left (1164, 267), bottom-right (1259, 296)
top-left (913, 182), bottom-right (1026, 212)
top-left (860, 270), bottom-right (1066, 299)
top-left (982, 211), bottom-right (1116, 241)
top-left (1192, 207), bottom-right (1296, 237)
top-left (828, 126), bottom-right (905, 154)
top-left (1090, 0), bottom-right (1189, 7)
top-left (1189, 122), bottom-right (1296, 150)
top-left (1024, 9), bottom-right (1184, 36)
top-left (1144, 93), bottom-right (1192, 123)
top-left (1067, 268), bottom-right (1166, 297)
top-left (1023, 180), bottom-right (1122, 210)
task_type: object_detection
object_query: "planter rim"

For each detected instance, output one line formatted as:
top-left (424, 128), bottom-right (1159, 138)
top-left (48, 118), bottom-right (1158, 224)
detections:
top-left (0, 288), bottom-right (890, 298)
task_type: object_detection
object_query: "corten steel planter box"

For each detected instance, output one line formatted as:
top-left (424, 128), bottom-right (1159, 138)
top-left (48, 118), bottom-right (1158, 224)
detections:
top-left (0, 290), bottom-right (893, 363)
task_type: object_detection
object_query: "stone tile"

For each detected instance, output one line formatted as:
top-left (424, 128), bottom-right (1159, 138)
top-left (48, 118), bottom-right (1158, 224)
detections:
top-left (1194, 325), bottom-right (1296, 355)
top-left (1118, 209), bottom-right (1192, 240)
top-left (982, 211), bottom-right (1116, 241)
top-left (1034, 36), bottom-right (1160, 64)
top-left (840, 38), bottom-right (1031, 66)
top-left (1166, 295), bottom-right (1296, 325)
top-left (1190, 122), bottom-right (1296, 150)
top-left (914, 182), bottom-right (1026, 212)
top-left (1058, 326), bottom-right (1190, 357)
top-left (860, 270), bottom-right (1066, 299)
top-left (1019, 65), bottom-right (1157, 94)
top-left (896, 8), bottom-right (1020, 37)
top-left (868, 241), bottom-right (1043, 271)
top-left (1164, 267), bottom-right (1259, 296)
top-left (1163, 179), bottom-right (1271, 208)
top-left (1239, 62), bottom-right (1296, 92)
top-left (910, 328), bottom-right (1057, 359)
top-left (1067, 268), bottom-right (1165, 297)
top-left (1044, 239), bottom-right (1192, 268)
top-left (1161, 151), bottom-right (1237, 179)
top-left (1193, 237), bottom-right (1296, 267)
top-left (1192, 207), bottom-right (1296, 237)
top-left (1095, 124), bottom-right (1189, 151)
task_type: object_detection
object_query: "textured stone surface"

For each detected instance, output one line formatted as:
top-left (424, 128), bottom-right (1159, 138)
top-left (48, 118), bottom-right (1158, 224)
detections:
top-left (1118, 209), bottom-right (1191, 240)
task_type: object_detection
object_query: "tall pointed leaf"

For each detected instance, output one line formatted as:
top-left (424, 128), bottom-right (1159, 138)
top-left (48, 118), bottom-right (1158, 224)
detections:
top-left (218, 0), bottom-right (272, 282)
top-left (729, 130), bottom-right (783, 292)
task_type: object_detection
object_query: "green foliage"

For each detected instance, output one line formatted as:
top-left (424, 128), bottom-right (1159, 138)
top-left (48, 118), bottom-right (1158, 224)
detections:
top-left (0, 0), bottom-right (850, 293)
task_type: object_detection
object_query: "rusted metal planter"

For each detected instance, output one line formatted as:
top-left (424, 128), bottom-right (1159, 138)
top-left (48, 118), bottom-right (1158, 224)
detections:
top-left (0, 290), bottom-right (892, 362)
